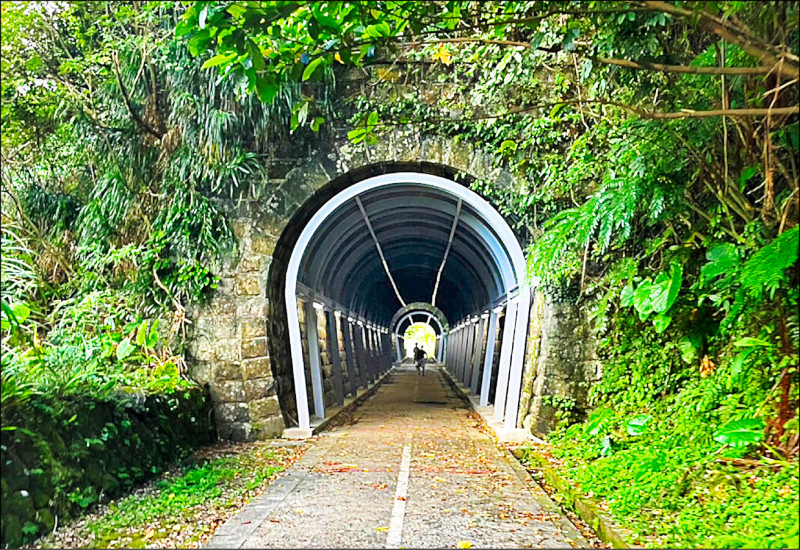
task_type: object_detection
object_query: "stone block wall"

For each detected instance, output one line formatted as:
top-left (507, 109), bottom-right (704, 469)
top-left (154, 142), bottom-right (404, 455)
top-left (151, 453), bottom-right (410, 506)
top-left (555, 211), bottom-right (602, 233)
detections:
top-left (334, 316), bottom-right (354, 393)
top-left (182, 121), bottom-right (587, 440)
top-left (520, 293), bottom-right (601, 435)
top-left (185, 206), bottom-right (285, 441)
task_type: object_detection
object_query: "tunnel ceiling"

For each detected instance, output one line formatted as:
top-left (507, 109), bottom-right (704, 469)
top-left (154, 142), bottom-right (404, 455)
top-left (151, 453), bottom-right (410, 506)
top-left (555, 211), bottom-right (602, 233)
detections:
top-left (298, 182), bottom-right (519, 325)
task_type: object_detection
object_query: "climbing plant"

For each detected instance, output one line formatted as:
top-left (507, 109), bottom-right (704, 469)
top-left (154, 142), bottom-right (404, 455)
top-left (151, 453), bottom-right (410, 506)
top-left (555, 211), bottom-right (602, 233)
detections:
top-left (1, 2), bottom-right (797, 546)
top-left (173, 2), bottom-right (800, 546)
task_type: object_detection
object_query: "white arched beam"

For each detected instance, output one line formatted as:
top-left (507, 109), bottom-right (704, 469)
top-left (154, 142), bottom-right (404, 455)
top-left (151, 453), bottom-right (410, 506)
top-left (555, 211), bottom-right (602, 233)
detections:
top-left (285, 173), bottom-right (530, 432)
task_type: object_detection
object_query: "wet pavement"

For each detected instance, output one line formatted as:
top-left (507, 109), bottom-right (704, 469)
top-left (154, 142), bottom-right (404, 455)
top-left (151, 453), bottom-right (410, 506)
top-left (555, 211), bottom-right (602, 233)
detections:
top-left (205, 365), bottom-right (584, 549)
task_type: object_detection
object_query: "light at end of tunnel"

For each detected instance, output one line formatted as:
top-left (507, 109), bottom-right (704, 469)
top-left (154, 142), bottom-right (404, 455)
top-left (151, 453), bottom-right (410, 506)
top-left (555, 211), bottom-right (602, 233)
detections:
top-left (312, 301), bottom-right (325, 310)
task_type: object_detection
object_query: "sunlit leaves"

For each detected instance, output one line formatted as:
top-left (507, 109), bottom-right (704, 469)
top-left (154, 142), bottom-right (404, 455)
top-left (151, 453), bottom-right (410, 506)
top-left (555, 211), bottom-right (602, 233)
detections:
top-left (625, 414), bottom-right (652, 436)
top-left (713, 418), bottom-right (765, 448)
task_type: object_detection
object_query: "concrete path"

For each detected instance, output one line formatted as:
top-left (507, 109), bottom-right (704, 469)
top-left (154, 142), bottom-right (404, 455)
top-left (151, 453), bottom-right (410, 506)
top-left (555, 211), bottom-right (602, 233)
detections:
top-left (206, 365), bottom-right (584, 549)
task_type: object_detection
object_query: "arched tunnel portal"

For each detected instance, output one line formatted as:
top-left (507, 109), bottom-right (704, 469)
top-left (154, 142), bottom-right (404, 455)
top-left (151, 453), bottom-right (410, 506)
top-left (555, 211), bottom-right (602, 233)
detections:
top-left (267, 165), bottom-right (532, 435)
top-left (389, 302), bottom-right (449, 363)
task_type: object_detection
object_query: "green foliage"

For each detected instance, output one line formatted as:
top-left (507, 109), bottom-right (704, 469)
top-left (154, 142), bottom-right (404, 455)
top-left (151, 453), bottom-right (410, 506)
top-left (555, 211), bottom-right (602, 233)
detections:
top-left (714, 418), bottom-right (765, 448)
top-left (35, 443), bottom-right (296, 549)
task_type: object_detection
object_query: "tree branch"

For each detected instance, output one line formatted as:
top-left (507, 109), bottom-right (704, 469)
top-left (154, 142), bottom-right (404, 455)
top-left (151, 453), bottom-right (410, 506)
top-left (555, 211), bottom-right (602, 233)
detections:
top-left (638, 1), bottom-right (800, 79)
top-left (111, 51), bottom-right (164, 140)
top-left (594, 56), bottom-right (773, 75)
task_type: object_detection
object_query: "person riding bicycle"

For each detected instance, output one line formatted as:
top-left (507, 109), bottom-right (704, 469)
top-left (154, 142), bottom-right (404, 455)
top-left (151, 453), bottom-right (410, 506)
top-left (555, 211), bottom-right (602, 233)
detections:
top-left (413, 344), bottom-right (427, 376)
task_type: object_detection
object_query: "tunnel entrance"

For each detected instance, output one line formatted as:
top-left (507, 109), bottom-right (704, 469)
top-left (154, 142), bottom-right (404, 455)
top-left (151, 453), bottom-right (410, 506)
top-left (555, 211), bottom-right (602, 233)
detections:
top-left (267, 166), bottom-right (532, 435)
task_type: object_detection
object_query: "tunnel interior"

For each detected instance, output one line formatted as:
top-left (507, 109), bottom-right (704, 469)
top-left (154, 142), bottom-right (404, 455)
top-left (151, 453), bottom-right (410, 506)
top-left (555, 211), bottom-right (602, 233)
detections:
top-left (267, 164), bottom-right (530, 431)
top-left (297, 183), bottom-right (519, 325)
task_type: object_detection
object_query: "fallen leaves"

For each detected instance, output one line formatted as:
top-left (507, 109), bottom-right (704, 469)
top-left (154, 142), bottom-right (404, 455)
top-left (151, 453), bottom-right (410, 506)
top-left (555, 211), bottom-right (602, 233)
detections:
top-left (456, 540), bottom-right (474, 548)
top-left (316, 461), bottom-right (360, 473)
top-left (31, 442), bottom-right (309, 550)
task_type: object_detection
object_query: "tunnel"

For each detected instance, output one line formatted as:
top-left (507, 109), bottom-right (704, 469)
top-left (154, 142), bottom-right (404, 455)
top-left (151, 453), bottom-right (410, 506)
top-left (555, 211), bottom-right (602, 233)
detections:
top-left (267, 164), bottom-right (532, 435)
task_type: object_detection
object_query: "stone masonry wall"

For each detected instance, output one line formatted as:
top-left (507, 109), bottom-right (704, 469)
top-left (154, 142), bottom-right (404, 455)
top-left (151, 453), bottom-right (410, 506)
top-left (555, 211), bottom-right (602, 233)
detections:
top-left (520, 294), bottom-right (601, 435)
top-left (184, 206), bottom-right (284, 441)
top-left (184, 121), bottom-right (595, 440)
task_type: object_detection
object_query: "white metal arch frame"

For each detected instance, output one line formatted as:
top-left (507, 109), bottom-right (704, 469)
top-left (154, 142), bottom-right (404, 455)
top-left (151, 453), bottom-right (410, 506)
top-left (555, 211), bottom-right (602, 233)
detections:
top-left (285, 172), bottom-right (531, 432)
top-left (393, 309), bottom-right (445, 362)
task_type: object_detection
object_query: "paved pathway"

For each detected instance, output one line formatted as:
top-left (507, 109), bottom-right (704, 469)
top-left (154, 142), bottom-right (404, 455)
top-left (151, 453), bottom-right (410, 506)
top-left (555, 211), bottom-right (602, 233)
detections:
top-left (206, 365), bottom-right (584, 548)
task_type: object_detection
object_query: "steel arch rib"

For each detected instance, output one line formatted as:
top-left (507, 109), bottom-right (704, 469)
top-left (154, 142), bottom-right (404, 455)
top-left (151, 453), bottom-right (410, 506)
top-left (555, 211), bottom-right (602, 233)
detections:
top-left (286, 173), bottom-right (529, 431)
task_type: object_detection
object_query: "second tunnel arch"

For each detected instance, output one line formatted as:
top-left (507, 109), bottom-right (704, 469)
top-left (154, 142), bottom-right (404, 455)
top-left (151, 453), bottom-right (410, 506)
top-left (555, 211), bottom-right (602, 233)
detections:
top-left (268, 165), bottom-right (533, 435)
top-left (389, 302), bottom-right (449, 363)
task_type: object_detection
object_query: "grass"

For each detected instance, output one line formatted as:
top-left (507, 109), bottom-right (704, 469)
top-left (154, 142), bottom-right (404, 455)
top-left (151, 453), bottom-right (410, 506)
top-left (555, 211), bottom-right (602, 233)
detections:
top-left (518, 435), bottom-right (799, 549)
top-left (32, 441), bottom-right (307, 549)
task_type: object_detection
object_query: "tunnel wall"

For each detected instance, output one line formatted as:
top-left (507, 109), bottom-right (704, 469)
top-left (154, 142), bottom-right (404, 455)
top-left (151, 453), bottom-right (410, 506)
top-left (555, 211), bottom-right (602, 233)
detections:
top-left (184, 127), bottom-right (596, 440)
top-left (519, 292), bottom-right (602, 434)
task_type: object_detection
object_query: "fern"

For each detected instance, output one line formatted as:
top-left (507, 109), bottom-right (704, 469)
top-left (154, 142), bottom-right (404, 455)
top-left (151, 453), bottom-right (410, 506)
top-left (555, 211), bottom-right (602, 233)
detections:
top-left (739, 226), bottom-right (799, 301)
top-left (528, 120), bottom-right (688, 288)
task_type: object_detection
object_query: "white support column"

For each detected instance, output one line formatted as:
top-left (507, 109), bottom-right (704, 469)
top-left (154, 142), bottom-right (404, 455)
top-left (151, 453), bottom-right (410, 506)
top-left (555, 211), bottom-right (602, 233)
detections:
top-left (436, 334), bottom-right (444, 363)
top-left (447, 329), bottom-right (458, 373)
top-left (479, 310), bottom-right (499, 407)
top-left (462, 323), bottom-right (476, 386)
top-left (304, 300), bottom-right (326, 420)
top-left (452, 328), bottom-right (461, 376)
top-left (504, 288), bottom-right (532, 430)
top-left (292, 301), bottom-right (312, 431)
top-left (470, 316), bottom-right (486, 394)
top-left (493, 301), bottom-right (518, 422)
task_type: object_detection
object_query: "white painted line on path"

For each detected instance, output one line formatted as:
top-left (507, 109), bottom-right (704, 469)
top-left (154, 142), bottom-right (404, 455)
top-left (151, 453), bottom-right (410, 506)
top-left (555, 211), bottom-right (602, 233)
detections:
top-left (385, 438), bottom-right (412, 548)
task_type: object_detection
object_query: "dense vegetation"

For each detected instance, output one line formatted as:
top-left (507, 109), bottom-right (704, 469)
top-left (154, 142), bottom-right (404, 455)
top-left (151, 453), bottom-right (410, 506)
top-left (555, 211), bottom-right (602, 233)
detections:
top-left (2, 1), bottom-right (798, 548)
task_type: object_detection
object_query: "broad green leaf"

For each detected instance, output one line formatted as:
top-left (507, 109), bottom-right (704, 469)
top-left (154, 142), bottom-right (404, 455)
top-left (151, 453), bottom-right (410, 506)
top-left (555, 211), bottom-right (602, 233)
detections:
top-left (116, 337), bottom-right (136, 361)
top-left (739, 165), bottom-right (759, 191)
top-left (700, 243), bottom-right (739, 284)
top-left (146, 320), bottom-right (160, 348)
top-left (10, 302), bottom-right (31, 324)
top-left (201, 52), bottom-right (236, 69)
top-left (247, 40), bottom-right (265, 71)
top-left (626, 414), bottom-right (652, 436)
top-left (650, 264), bottom-right (682, 313)
top-left (136, 320), bottom-right (148, 346)
top-left (731, 348), bottom-right (756, 376)
top-left (620, 282), bottom-right (635, 307)
top-left (633, 279), bottom-right (653, 320)
top-left (367, 111), bottom-right (379, 127)
top-left (499, 139), bottom-right (517, 153)
top-left (652, 312), bottom-right (672, 333)
top-left (713, 418), bottom-right (764, 448)
top-left (311, 116), bottom-right (325, 132)
top-left (733, 337), bottom-right (771, 348)
top-left (347, 128), bottom-right (366, 143)
top-left (302, 57), bottom-right (325, 80)
top-left (550, 103), bottom-right (566, 118)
